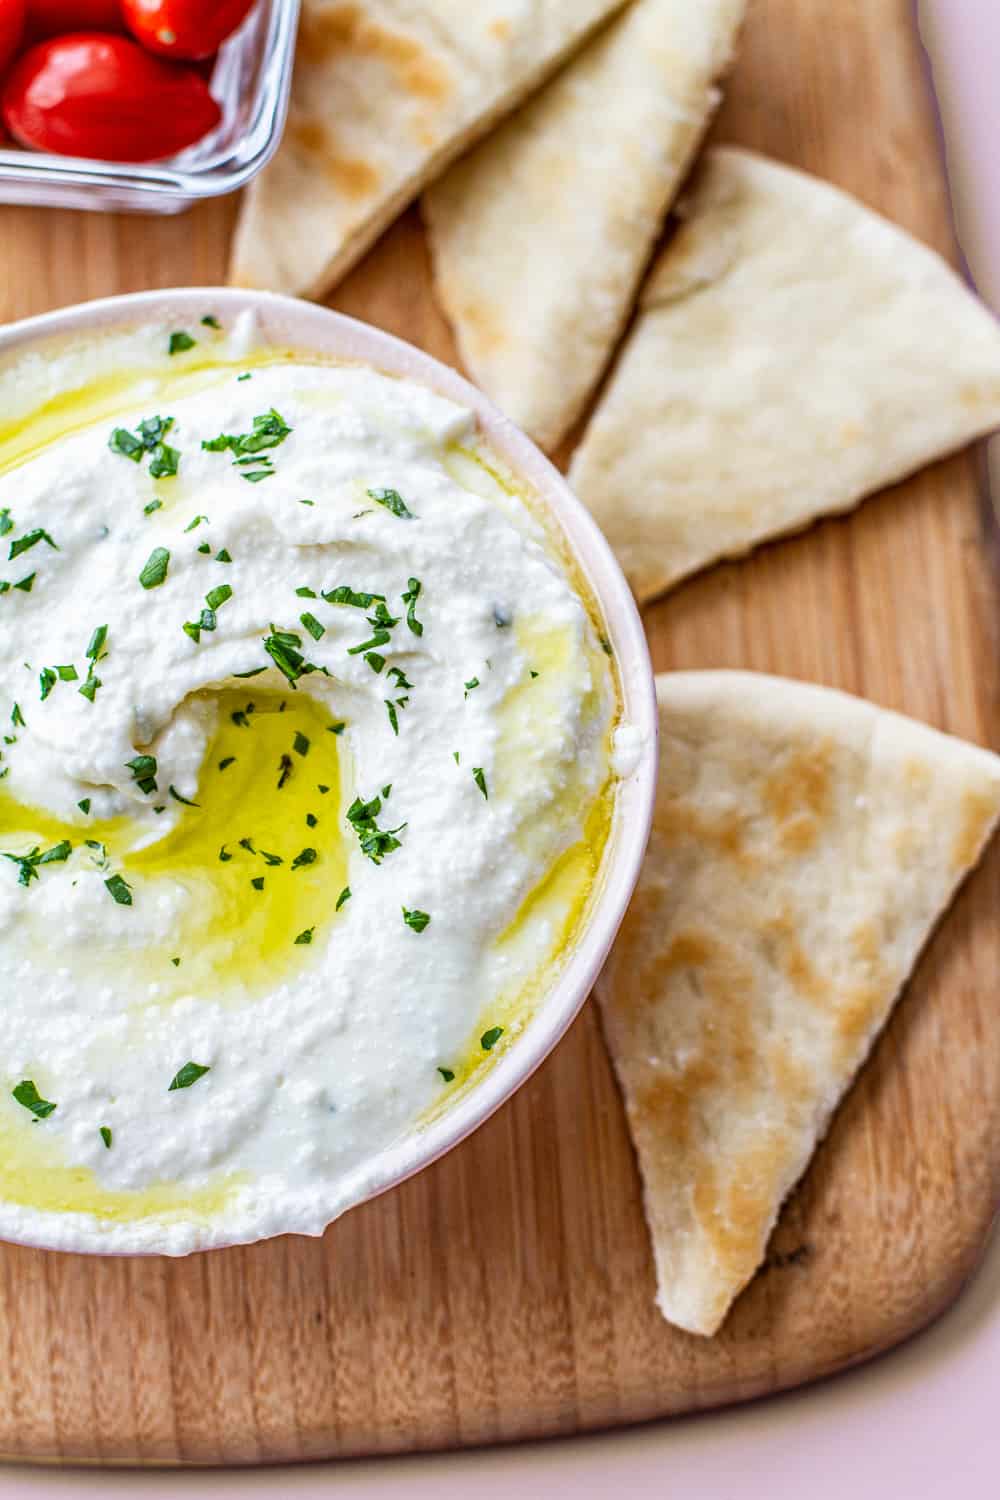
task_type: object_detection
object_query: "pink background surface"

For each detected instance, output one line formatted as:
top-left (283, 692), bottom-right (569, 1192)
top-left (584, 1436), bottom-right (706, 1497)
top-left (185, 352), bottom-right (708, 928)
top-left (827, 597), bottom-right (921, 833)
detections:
top-left (2, 0), bottom-right (998, 1492)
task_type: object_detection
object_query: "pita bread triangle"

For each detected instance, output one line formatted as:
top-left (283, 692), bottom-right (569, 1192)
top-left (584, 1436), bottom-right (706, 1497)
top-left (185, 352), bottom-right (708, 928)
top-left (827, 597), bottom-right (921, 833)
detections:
top-left (597, 672), bottom-right (1000, 1336)
top-left (569, 147), bottom-right (1000, 602)
top-left (424, 0), bottom-right (746, 452)
top-left (229, 0), bottom-right (629, 299)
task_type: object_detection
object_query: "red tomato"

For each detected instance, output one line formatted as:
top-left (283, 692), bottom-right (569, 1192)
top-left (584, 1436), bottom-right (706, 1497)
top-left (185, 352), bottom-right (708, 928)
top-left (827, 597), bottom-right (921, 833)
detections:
top-left (121, 0), bottom-right (255, 61)
top-left (0, 0), bottom-right (25, 78)
top-left (2, 33), bottom-right (221, 161)
top-left (25, 0), bottom-right (122, 38)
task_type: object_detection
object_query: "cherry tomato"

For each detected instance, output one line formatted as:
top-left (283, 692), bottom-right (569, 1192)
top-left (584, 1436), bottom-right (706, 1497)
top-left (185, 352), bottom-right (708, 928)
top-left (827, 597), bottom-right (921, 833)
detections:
top-left (0, 0), bottom-right (25, 78)
top-left (25, 1), bottom-right (122, 38)
top-left (121, 0), bottom-right (255, 61)
top-left (2, 33), bottom-right (221, 161)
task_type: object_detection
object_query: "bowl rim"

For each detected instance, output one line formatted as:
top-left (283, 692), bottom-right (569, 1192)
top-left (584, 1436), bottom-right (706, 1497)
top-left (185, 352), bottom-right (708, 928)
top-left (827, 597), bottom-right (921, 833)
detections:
top-left (0, 287), bottom-right (658, 1255)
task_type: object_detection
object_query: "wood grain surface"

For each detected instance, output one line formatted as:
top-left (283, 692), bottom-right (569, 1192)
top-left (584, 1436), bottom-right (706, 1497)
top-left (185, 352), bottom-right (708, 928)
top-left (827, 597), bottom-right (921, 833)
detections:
top-left (0, 0), bottom-right (998, 1467)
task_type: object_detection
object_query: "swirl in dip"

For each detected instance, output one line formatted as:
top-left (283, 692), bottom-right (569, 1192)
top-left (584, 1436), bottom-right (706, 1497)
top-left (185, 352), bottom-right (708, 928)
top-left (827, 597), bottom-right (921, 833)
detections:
top-left (0, 315), bottom-right (619, 1253)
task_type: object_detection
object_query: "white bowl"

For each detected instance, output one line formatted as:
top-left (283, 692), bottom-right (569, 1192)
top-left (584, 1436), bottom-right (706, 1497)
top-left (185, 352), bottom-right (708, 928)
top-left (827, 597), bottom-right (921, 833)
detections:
top-left (0, 288), bottom-right (658, 1253)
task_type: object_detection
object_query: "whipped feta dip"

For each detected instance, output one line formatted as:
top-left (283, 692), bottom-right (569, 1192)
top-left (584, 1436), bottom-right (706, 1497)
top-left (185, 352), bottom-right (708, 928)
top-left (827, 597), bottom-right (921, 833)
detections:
top-left (0, 320), bottom-right (618, 1253)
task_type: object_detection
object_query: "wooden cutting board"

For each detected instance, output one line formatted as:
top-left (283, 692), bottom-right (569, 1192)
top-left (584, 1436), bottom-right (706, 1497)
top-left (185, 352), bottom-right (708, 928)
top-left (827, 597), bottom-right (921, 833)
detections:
top-left (0, 0), bottom-right (997, 1467)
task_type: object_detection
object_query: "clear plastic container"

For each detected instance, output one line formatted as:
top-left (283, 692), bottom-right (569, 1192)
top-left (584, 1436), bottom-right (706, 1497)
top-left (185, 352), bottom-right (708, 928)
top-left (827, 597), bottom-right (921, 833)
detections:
top-left (0, 0), bottom-right (300, 214)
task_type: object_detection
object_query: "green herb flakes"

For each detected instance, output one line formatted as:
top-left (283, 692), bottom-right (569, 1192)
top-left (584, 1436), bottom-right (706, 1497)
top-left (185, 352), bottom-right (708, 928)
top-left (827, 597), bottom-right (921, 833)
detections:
top-left (294, 927), bottom-right (314, 945)
top-left (251, 876), bottom-right (265, 891)
top-left (105, 873), bottom-right (133, 906)
top-left (13, 1080), bottom-right (56, 1119)
top-left (126, 754), bottom-right (158, 795)
top-left (9, 527), bottom-right (57, 562)
top-left (438, 1067), bottom-right (455, 1083)
top-left (168, 331), bottom-right (196, 355)
top-left (100, 1126), bottom-right (113, 1148)
top-left (300, 611), bottom-right (325, 641)
top-left (168, 1061), bottom-right (210, 1092)
top-left (403, 907), bottom-right (430, 933)
top-left (473, 767), bottom-right (488, 799)
top-left (346, 792), bottom-right (405, 865)
top-left (291, 847), bottom-right (317, 870)
top-left (168, 784), bottom-right (199, 808)
top-left (481, 1026), bottom-right (504, 1051)
top-left (139, 547), bottom-right (170, 589)
top-left (336, 885), bottom-right (351, 911)
top-left (401, 577), bottom-right (424, 636)
top-left (367, 487), bottom-right (414, 519)
top-left (293, 730), bottom-right (310, 756)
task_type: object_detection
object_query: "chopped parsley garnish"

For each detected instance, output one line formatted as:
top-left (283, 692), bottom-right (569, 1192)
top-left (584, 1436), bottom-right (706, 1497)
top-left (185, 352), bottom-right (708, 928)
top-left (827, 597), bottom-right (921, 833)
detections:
top-left (2, 839), bottom-right (72, 887)
top-left (216, 549), bottom-right (232, 563)
top-left (599, 635), bottom-right (613, 657)
top-left (12, 1079), bottom-right (56, 1118)
top-left (100, 1126), bottom-right (113, 1148)
top-left (168, 331), bottom-right (196, 355)
top-left (184, 515), bottom-right (208, 533)
top-left (473, 767), bottom-right (488, 799)
top-left (171, 957), bottom-right (181, 966)
top-left (168, 1061), bottom-right (210, 1092)
top-left (104, 873), bottom-right (133, 906)
top-left (144, 499), bottom-right (163, 517)
top-left (110, 416), bottom-right (178, 479)
top-left (218, 757), bottom-right (236, 772)
top-left (201, 315), bottom-right (221, 329)
top-left (277, 753), bottom-right (293, 789)
top-left (368, 487), bottom-right (414, 519)
top-left (139, 547), bottom-right (170, 589)
top-left (328, 724), bottom-right (345, 736)
top-left (294, 927), bottom-right (314, 945)
top-left (11, 703), bottom-right (24, 728)
top-left (219, 845), bottom-right (233, 862)
top-left (401, 577), bottom-right (424, 636)
top-left (437, 1068), bottom-right (455, 1083)
top-left (346, 792), bottom-right (405, 865)
top-left (12, 573), bottom-right (35, 593)
top-left (126, 754), bottom-right (158, 795)
top-left (232, 667), bottom-right (266, 680)
top-left (148, 443), bottom-right (179, 479)
top-left (336, 885), bottom-right (351, 911)
top-left (402, 907), bottom-right (430, 933)
top-left (385, 700), bottom-right (399, 735)
top-left (168, 784), bottom-right (200, 808)
top-left (464, 678), bottom-right (479, 698)
top-left (78, 621), bottom-right (107, 702)
top-left (205, 584), bottom-right (232, 611)
top-left (0, 509), bottom-right (12, 536)
top-left (322, 585), bottom-right (386, 610)
top-left (261, 627), bottom-right (328, 689)
top-left (530, 670), bottom-right (539, 679)
top-left (300, 612), bottom-right (325, 641)
top-left (481, 1026), bottom-right (504, 1051)
top-left (231, 707), bottom-right (251, 727)
top-left (9, 527), bottom-right (58, 561)
top-left (386, 667), bottom-right (412, 692)
top-left (306, 812), bottom-right (318, 828)
top-left (293, 731), bottom-right (310, 757)
top-left (203, 409), bottom-right (292, 480)
top-left (197, 542), bottom-right (211, 555)
top-left (291, 847), bottom-right (317, 870)
top-left (317, 783), bottom-right (331, 794)
top-left (251, 876), bottom-right (265, 891)
top-left (347, 628), bottom-right (391, 657)
top-left (77, 798), bottom-right (91, 814)
top-left (237, 372), bottom-right (252, 382)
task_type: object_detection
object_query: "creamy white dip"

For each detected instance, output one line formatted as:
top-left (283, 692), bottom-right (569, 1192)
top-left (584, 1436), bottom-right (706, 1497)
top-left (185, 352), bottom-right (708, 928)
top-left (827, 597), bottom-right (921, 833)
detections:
top-left (0, 321), bottom-right (617, 1252)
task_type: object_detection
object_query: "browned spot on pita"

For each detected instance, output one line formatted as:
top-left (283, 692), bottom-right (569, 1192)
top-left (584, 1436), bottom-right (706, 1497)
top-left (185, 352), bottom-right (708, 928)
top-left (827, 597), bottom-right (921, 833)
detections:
top-left (652, 800), bottom-right (751, 864)
top-left (452, 298), bottom-right (510, 356)
top-left (631, 1071), bottom-right (695, 1153)
top-left (692, 1138), bottom-right (785, 1291)
top-left (835, 979), bottom-right (888, 1054)
top-left (286, 117), bottom-right (380, 198)
top-left (951, 788), bottom-right (997, 873)
top-left (298, 2), bottom-right (451, 102)
top-left (850, 920), bottom-right (880, 966)
top-left (762, 742), bottom-right (834, 854)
